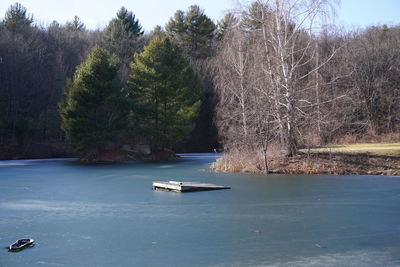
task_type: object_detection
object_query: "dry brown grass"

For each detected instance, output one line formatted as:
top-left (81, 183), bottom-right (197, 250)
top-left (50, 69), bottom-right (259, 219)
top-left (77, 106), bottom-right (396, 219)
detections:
top-left (212, 150), bottom-right (400, 176)
top-left (211, 150), bottom-right (266, 173)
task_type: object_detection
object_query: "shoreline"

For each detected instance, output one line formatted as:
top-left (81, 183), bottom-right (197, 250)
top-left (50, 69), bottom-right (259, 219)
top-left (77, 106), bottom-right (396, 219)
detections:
top-left (2, 151), bottom-right (399, 176)
top-left (211, 152), bottom-right (400, 176)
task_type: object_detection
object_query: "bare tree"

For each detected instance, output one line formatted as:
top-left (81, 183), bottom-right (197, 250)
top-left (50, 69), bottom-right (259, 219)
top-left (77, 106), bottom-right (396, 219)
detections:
top-left (214, 20), bottom-right (280, 172)
top-left (243, 0), bottom-right (342, 156)
top-left (214, 26), bottom-right (254, 148)
top-left (349, 25), bottom-right (400, 134)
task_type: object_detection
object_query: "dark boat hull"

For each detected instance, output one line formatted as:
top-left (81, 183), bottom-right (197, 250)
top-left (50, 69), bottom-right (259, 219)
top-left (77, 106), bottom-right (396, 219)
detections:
top-left (8, 238), bottom-right (34, 251)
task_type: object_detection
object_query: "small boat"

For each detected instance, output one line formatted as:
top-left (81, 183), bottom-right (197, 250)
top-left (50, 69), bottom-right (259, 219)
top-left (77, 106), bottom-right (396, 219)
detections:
top-left (8, 238), bottom-right (35, 251)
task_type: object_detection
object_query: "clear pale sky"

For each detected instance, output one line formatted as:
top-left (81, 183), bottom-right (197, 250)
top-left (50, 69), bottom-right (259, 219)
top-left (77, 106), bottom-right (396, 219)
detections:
top-left (0, 0), bottom-right (399, 32)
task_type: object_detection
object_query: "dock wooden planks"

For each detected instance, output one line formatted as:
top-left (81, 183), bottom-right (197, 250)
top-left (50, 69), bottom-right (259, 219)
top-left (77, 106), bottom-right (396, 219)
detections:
top-left (152, 181), bottom-right (230, 192)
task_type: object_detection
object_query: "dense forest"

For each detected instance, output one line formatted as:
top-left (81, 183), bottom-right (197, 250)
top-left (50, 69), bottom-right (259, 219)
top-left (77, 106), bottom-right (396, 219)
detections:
top-left (0, 3), bottom-right (218, 160)
top-left (0, 1), bottom-right (399, 162)
top-left (213, 1), bottom-right (400, 172)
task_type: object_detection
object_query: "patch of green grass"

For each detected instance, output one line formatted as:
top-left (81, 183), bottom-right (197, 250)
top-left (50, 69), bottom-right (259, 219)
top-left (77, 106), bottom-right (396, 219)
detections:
top-left (303, 143), bottom-right (400, 157)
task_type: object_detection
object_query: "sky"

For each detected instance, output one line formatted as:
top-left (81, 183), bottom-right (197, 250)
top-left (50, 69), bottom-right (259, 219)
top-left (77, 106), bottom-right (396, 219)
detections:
top-left (0, 0), bottom-right (399, 32)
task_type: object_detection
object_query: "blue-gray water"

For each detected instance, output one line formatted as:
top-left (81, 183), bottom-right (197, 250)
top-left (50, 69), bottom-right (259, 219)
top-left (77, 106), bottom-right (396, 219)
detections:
top-left (1, 153), bottom-right (400, 266)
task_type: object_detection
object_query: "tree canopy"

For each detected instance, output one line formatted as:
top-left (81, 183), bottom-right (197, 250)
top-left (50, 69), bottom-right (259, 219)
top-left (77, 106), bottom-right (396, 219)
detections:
top-left (60, 47), bottom-right (129, 157)
top-left (65, 16), bottom-right (85, 32)
top-left (3, 2), bottom-right (33, 31)
top-left (166, 5), bottom-right (215, 58)
top-left (102, 6), bottom-right (144, 52)
top-left (101, 6), bottom-right (145, 83)
top-left (129, 37), bottom-right (200, 149)
top-left (215, 13), bottom-right (237, 41)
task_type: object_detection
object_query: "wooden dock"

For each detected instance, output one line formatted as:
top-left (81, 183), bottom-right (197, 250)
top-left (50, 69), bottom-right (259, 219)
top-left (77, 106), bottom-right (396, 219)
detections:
top-left (152, 181), bottom-right (230, 192)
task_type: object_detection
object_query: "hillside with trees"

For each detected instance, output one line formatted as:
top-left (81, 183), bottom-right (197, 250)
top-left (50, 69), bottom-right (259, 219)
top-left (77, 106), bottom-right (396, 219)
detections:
top-left (0, 1), bottom-right (399, 167)
top-left (212, 0), bottom-right (400, 174)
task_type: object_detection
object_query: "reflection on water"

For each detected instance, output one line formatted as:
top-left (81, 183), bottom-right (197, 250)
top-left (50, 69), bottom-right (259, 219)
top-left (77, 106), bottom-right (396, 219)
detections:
top-left (0, 154), bottom-right (400, 266)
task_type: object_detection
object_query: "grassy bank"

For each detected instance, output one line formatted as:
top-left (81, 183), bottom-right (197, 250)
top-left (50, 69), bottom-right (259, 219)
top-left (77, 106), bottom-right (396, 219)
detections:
top-left (212, 143), bottom-right (400, 176)
top-left (303, 143), bottom-right (400, 157)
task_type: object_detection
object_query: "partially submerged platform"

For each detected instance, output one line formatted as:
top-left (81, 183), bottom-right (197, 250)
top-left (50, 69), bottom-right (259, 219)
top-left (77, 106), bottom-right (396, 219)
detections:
top-left (152, 181), bottom-right (230, 192)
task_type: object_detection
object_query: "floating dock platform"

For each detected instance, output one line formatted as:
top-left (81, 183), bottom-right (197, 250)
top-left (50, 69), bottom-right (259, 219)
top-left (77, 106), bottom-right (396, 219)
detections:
top-left (152, 181), bottom-right (230, 192)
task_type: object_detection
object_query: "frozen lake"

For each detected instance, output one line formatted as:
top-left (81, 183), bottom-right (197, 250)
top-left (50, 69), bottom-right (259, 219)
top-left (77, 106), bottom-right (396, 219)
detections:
top-left (1, 154), bottom-right (400, 266)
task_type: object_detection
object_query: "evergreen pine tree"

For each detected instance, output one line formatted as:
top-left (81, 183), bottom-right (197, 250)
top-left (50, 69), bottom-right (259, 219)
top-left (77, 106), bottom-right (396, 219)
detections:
top-left (60, 47), bottom-right (129, 158)
top-left (129, 37), bottom-right (200, 149)
top-left (165, 10), bottom-right (186, 45)
top-left (165, 5), bottom-right (219, 152)
top-left (65, 16), bottom-right (85, 31)
top-left (115, 7), bottom-right (143, 36)
top-left (3, 2), bottom-right (33, 31)
top-left (215, 13), bottom-right (237, 41)
top-left (102, 6), bottom-right (144, 55)
top-left (165, 5), bottom-right (215, 59)
top-left (102, 6), bottom-right (144, 83)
